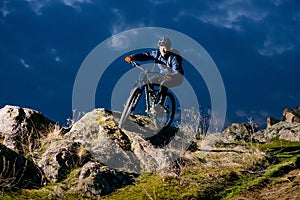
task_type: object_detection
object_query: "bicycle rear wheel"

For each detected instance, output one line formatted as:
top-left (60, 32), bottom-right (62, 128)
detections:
top-left (153, 92), bottom-right (175, 129)
top-left (118, 87), bottom-right (142, 129)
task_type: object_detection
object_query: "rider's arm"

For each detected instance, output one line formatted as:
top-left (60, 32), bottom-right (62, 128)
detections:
top-left (128, 50), bottom-right (158, 62)
top-left (169, 54), bottom-right (184, 76)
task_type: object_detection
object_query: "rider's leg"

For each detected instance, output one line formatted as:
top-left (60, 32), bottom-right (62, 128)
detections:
top-left (149, 76), bottom-right (159, 92)
top-left (156, 85), bottom-right (168, 105)
top-left (151, 74), bottom-right (183, 106)
top-left (156, 75), bottom-right (183, 105)
top-left (149, 76), bottom-right (162, 102)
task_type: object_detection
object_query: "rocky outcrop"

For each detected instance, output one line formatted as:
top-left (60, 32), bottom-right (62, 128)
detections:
top-left (70, 161), bottom-right (135, 196)
top-left (38, 140), bottom-right (85, 183)
top-left (220, 106), bottom-right (300, 143)
top-left (0, 104), bottom-right (299, 197)
top-left (0, 105), bottom-right (183, 195)
top-left (222, 123), bottom-right (258, 142)
top-left (252, 106), bottom-right (300, 143)
top-left (253, 121), bottom-right (300, 143)
top-left (0, 143), bottom-right (44, 190)
top-left (64, 108), bottom-right (178, 174)
top-left (282, 106), bottom-right (300, 123)
top-left (264, 106), bottom-right (300, 126)
top-left (266, 117), bottom-right (280, 128)
top-left (0, 105), bottom-right (57, 155)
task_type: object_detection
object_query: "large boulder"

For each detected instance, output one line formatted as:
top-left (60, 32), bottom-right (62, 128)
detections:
top-left (70, 161), bottom-right (135, 196)
top-left (283, 106), bottom-right (300, 123)
top-left (222, 123), bottom-right (258, 142)
top-left (38, 140), bottom-right (91, 183)
top-left (0, 105), bottom-right (189, 194)
top-left (266, 117), bottom-right (280, 128)
top-left (253, 121), bottom-right (300, 143)
top-left (0, 105), bottom-right (57, 155)
top-left (252, 106), bottom-right (300, 143)
top-left (64, 108), bottom-right (178, 174)
top-left (0, 143), bottom-right (44, 190)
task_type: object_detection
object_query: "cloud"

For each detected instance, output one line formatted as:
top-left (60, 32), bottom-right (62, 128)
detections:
top-left (108, 34), bottom-right (130, 50)
top-left (61, 0), bottom-right (93, 10)
top-left (0, 0), bottom-right (11, 22)
top-left (235, 109), bottom-right (271, 119)
top-left (147, 0), bottom-right (176, 5)
top-left (49, 48), bottom-right (62, 62)
top-left (257, 12), bottom-right (299, 56)
top-left (110, 8), bottom-right (126, 34)
top-left (108, 26), bottom-right (140, 50)
top-left (55, 56), bottom-right (61, 62)
top-left (108, 8), bottom-right (145, 50)
top-left (0, 1), bottom-right (9, 17)
top-left (258, 37), bottom-right (295, 56)
top-left (20, 59), bottom-right (32, 68)
top-left (25, 0), bottom-right (51, 15)
top-left (235, 110), bottom-right (248, 118)
top-left (182, 0), bottom-right (268, 31)
top-left (293, 12), bottom-right (300, 22)
top-left (176, 1), bottom-right (298, 57)
top-left (270, 0), bottom-right (287, 6)
top-left (109, 8), bottom-right (131, 49)
top-left (235, 109), bottom-right (271, 127)
top-left (25, 0), bottom-right (93, 15)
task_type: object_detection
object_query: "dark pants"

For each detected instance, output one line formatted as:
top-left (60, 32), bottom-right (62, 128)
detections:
top-left (149, 74), bottom-right (183, 105)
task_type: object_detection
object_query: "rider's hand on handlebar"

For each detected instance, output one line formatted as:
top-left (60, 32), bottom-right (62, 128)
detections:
top-left (125, 56), bottom-right (132, 63)
top-left (166, 74), bottom-right (171, 79)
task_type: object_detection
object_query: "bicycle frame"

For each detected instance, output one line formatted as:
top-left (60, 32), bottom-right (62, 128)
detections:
top-left (130, 62), bottom-right (163, 114)
top-left (118, 61), bottom-right (176, 129)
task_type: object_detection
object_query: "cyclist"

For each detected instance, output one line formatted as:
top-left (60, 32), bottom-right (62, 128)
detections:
top-left (125, 36), bottom-right (184, 113)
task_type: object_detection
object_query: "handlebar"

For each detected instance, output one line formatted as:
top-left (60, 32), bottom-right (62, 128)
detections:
top-left (129, 61), bottom-right (165, 78)
top-left (129, 61), bottom-right (142, 69)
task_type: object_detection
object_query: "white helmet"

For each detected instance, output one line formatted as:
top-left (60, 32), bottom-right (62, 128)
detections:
top-left (157, 36), bottom-right (171, 49)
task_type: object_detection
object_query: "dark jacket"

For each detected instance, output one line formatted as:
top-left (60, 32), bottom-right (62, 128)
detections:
top-left (130, 49), bottom-right (184, 77)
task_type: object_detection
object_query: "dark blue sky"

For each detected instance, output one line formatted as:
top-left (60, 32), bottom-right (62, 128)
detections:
top-left (1, 0), bottom-right (300, 129)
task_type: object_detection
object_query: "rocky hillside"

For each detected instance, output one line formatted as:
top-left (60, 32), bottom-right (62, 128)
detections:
top-left (0, 105), bottom-right (299, 199)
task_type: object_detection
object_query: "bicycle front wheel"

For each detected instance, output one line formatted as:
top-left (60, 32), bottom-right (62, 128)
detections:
top-left (118, 87), bottom-right (142, 129)
top-left (154, 92), bottom-right (175, 129)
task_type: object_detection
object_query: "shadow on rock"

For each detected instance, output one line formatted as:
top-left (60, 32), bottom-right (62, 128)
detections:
top-left (146, 126), bottom-right (179, 147)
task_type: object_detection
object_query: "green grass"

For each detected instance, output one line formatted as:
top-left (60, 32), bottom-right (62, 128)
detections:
top-left (1, 139), bottom-right (299, 200)
top-left (102, 169), bottom-right (237, 200)
top-left (103, 146), bottom-right (266, 200)
top-left (260, 139), bottom-right (300, 153)
top-left (222, 140), bottom-right (300, 199)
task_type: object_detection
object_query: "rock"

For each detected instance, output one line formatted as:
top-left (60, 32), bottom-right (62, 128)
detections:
top-left (283, 107), bottom-right (300, 123)
top-left (38, 140), bottom-right (89, 183)
top-left (0, 143), bottom-right (44, 190)
top-left (253, 106), bottom-right (300, 142)
top-left (64, 108), bottom-right (178, 174)
top-left (6, 103), bottom-right (300, 197)
top-left (64, 108), bottom-right (140, 173)
top-left (0, 105), bottom-right (192, 194)
top-left (71, 161), bottom-right (135, 196)
top-left (253, 121), bottom-right (300, 143)
top-left (0, 105), bottom-right (57, 155)
top-left (266, 117), bottom-right (280, 128)
top-left (222, 123), bottom-right (258, 142)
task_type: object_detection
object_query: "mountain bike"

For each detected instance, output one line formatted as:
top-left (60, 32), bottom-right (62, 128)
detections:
top-left (118, 61), bottom-right (176, 129)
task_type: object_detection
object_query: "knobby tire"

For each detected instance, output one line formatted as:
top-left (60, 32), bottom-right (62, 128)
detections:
top-left (118, 87), bottom-right (142, 129)
top-left (154, 92), bottom-right (176, 129)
